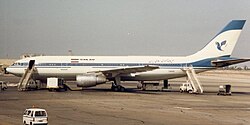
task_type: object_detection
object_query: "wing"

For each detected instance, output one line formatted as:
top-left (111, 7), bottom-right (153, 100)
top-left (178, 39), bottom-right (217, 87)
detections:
top-left (88, 65), bottom-right (159, 78)
top-left (211, 58), bottom-right (250, 67)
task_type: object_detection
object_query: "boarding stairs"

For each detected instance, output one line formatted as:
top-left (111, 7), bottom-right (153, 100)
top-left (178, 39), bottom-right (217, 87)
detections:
top-left (183, 66), bottom-right (203, 93)
top-left (18, 60), bottom-right (35, 91)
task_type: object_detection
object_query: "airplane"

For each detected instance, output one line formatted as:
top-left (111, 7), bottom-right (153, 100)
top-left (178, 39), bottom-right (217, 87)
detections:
top-left (6, 20), bottom-right (250, 91)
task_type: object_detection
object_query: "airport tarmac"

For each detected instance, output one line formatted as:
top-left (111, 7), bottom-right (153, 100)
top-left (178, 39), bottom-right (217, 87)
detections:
top-left (0, 70), bottom-right (250, 125)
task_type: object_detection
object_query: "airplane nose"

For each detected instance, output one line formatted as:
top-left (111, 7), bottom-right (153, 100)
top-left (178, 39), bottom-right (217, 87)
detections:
top-left (5, 67), bottom-right (11, 74)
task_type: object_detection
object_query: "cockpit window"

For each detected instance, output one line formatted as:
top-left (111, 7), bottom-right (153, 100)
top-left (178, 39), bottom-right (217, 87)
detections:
top-left (11, 63), bottom-right (18, 66)
top-left (11, 62), bottom-right (29, 66)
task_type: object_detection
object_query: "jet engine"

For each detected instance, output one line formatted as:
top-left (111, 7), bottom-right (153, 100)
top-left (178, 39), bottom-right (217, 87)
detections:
top-left (76, 73), bottom-right (107, 87)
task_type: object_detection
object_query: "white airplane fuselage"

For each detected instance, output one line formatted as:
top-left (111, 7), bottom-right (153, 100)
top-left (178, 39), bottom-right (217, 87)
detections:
top-left (7, 55), bottom-right (212, 81)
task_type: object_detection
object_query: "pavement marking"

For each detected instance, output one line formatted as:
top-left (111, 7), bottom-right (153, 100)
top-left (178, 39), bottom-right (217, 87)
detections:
top-left (174, 107), bottom-right (250, 110)
top-left (175, 99), bottom-right (208, 102)
top-left (194, 107), bottom-right (250, 110)
top-left (228, 101), bottom-right (250, 104)
top-left (174, 107), bottom-right (192, 110)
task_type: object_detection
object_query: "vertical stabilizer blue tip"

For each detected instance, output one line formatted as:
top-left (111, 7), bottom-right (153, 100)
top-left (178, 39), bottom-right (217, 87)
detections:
top-left (220, 20), bottom-right (246, 33)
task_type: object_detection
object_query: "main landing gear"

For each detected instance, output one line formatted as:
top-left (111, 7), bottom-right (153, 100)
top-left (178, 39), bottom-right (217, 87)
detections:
top-left (111, 76), bottom-right (126, 92)
top-left (111, 83), bottom-right (125, 92)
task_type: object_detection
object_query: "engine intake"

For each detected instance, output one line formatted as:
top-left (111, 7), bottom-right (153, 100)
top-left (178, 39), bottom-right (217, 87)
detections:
top-left (76, 74), bottom-right (107, 87)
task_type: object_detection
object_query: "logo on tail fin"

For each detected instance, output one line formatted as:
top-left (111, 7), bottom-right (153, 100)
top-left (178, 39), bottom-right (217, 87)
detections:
top-left (216, 40), bottom-right (227, 51)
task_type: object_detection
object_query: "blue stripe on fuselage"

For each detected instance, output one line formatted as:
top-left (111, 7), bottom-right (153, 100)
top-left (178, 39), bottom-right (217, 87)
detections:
top-left (8, 56), bottom-right (234, 69)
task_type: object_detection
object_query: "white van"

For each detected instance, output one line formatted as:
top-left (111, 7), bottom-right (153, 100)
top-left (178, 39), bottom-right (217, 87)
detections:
top-left (23, 108), bottom-right (48, 125)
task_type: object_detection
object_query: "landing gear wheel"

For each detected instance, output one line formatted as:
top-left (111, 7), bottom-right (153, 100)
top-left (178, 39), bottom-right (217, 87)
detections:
top-left (111, 83), bottom-right (125, 92)
top-left (118, 86), bottom-right (125, 92)
top-left (111, 82), bottom-right (116, 91)
top-left (114, 87), bottom-right (119, 92)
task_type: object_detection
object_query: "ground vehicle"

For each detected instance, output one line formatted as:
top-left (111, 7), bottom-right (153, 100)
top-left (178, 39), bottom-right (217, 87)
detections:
top-left (180, 82), bottom-right (193, 93)
top-left (26, 80), bottom-right (39, 90)
top-left (0, 81), bottom-right (8, 91)
top-left (23, 108), bottom-right (48, 125)
top-left (47, 77), bottom-right (67, 91)
top-left (217, 84), bottom-right (232, 95)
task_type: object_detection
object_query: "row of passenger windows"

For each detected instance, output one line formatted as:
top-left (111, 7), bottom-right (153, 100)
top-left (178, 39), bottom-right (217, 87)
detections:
top-left (12, 63), bottom-right (190, 67)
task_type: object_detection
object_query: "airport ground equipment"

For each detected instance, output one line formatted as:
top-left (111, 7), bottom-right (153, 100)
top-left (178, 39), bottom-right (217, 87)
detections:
top-left (180, 82), bottom-right (193, 93)
top-left (23, 108), bottom-right (48, 125)
top-left (182, 66), bottom-right (203, 94)
top-left (47, 77), bottom-right (67, 92)
top-left (18, 60), bottom-right (35, 91)
top-left (217, 84), bottom-right (232, 96)
top-left (0, 81), bottom-right (8, 91)
top-left (138, 81), bottom-right (163, 91)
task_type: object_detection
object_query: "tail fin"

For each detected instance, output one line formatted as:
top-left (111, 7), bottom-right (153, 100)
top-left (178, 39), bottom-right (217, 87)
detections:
top-left (189, 20), bottom-right (246, 60)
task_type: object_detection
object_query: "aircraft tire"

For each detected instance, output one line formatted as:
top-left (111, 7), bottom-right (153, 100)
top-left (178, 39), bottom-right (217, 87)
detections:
top-left (114, 87), bottom-right (119, 92)
top-left (119, 86), bottom-right (125, 92)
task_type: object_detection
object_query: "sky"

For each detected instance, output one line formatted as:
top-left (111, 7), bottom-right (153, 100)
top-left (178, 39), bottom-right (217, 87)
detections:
top-left (0, 0), bottom-right (250, 65)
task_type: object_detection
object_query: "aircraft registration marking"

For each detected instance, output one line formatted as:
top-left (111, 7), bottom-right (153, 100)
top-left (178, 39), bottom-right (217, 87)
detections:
top-left (149, 59), bottom-right (174, 63)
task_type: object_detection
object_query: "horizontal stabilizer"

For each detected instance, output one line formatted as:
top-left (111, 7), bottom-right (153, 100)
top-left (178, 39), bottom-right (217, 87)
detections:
top-left (211, 58), bottom-right (250, 67)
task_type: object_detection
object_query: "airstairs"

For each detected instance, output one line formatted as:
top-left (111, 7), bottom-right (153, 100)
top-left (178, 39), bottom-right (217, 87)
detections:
top-left (183, 66), bottom-right (203, 94)
top-left (18, 60), bottom-right (35, 91)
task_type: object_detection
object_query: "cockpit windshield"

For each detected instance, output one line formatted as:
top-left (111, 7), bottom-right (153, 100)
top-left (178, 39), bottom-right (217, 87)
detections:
top-left (11, 63), bottom-right (17, 66)
top-left (11, 62), bottom-right (29, 66)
